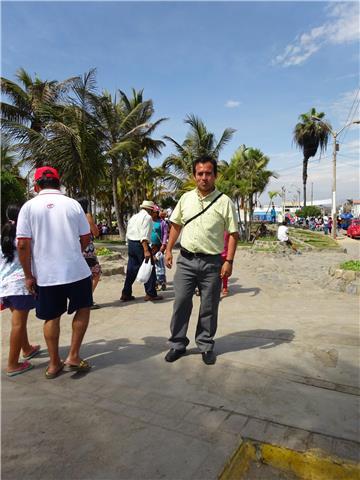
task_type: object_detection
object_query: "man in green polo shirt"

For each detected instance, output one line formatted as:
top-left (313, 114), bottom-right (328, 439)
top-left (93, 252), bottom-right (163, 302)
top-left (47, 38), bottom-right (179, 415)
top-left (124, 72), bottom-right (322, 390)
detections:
top-left (165, 156), bottom-right (238, 365)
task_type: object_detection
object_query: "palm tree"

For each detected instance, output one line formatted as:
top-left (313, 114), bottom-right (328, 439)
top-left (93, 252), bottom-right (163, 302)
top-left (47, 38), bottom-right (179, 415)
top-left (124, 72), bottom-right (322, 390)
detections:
top-left (293, 108), bottom-right (331, 207)
top-left (95, 89), bottom-right (166, 238)
top-left (1, 68), bottom-right (77, 166)
top-left (217, 145), bottom-right (276, 240)
top-left (33, 69), bottom-right (106, 199)
top-left (162, 114), bottom-right (235, 192)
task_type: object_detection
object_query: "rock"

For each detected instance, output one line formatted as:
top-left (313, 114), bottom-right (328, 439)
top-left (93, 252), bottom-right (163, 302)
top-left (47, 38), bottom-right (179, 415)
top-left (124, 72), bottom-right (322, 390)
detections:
top-left (334, 269), bottom-right (343, 279)
top-left (342, 270), bottom-right (356, 282)
top-left (328, 266), bottom-right (335, 276)
top-left (101, 265), bottom-right (125, 277)
top-left (345, 284), bottom-right (358, 295)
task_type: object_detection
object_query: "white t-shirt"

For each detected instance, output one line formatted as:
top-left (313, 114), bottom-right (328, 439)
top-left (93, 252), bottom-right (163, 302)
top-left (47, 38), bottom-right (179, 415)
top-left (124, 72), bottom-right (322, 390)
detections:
top-left (16, 189), bottom-right (91, 286)
top-left (277, 225), bottom-right (289, 242)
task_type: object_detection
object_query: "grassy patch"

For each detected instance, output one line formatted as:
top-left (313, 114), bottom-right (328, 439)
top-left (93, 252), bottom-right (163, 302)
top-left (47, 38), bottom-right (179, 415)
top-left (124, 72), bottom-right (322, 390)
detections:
top-left (254, 247), bottom-right (277, 253)
top-left (237, 241), bottom-right (253, 248)
top-left (340, 260), bottom-right (360, 271)
top-left (95, 239), bottom-right (126, 245)
top-left (255, 236), bottom-right (277, 242)
top-left (95, 247), bottom-right (113, 256)
top-left (290, 229), bottom-right (339, 249)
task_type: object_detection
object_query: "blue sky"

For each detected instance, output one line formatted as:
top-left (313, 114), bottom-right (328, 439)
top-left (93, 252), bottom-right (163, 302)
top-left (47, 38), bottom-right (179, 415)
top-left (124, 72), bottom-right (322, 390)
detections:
top-left (2, 0), bottom-right (359, 204)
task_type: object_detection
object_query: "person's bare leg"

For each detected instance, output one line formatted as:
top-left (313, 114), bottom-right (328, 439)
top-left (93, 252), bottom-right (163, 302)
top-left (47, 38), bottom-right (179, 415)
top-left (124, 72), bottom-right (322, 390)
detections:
top-left (92, 275), bottom-right (100, 293)
top-left (43, 317), bottom-right (62, 374)
top-left (65, 308), bottom-right (90, 365)
top-left (7, 308), bottom-right (29, 371)
top-left (21, 325), bottom-right (34, 356)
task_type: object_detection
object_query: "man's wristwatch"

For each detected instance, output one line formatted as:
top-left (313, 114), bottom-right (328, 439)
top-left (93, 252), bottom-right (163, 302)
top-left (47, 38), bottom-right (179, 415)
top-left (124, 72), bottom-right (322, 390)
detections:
top-left (225, 259), bottom-right (233, 264)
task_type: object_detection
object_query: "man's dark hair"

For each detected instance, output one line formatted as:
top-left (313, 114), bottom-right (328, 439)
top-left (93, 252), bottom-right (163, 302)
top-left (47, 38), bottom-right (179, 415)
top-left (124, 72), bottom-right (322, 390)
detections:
top-left (192, 155), bottom-right (217, 176)
top-left (282, 220), bottom-right (287, 226)
top-left (77, 197), bottom-right (89, 214)
top-left (36, 174), bottom-right (60, 190)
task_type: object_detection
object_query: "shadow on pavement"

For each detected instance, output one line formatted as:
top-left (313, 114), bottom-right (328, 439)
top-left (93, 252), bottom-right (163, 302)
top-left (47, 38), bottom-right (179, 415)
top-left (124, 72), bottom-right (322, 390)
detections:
top-left (215, 329), bottom-right (295, 354)
top-left (34, 336), bottom-right (169, 374)
top-left (221, 284), bottom-right (261, 298)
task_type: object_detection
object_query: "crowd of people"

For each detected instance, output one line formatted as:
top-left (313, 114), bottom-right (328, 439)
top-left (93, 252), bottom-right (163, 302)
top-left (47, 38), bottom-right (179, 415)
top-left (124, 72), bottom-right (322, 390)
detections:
top-left (1, 156), bottom-right (237, 376)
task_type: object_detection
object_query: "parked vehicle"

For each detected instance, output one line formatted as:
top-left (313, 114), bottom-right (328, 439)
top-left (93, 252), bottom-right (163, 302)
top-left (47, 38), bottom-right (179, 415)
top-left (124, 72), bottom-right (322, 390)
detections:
top-left (347, 219), bottom-right (360, 239)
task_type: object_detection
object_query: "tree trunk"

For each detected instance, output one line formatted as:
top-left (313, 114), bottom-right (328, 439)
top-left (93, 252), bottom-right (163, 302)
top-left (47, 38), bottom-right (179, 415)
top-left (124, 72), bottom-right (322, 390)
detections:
top-left (111, 157), bottom-right (124, 239)
top-left (243, 198), bottom-right (249, 242)
top-left (236, 196), bottom-right (245, 240)
top-left (93, 193), bottom-right (97, 222)
top-left (302, 158), bottom-right (308, 207)
top-left (87, 194), bottom-right (92, 216)
top-left (118, 203), bottom-right (127, 239)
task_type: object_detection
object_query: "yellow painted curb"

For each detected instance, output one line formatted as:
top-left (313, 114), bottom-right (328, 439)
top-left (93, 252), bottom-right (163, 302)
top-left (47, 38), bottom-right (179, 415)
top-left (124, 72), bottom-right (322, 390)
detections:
top-left (219, 441), bottom-right (256, 480)
top-left (219, 440), bottom-right (360, 480)
top-left (261, 443), bottom-right (360, 480)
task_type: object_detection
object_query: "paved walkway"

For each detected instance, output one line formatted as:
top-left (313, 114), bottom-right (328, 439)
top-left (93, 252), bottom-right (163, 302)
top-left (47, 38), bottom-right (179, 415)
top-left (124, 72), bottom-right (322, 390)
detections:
top-left (2, 246), bottom-right (359, 479)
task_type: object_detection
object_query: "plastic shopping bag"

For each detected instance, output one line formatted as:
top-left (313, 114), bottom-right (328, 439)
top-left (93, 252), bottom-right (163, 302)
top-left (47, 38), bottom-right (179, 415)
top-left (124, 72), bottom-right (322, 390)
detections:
top-left (136, 258), bottom-right (153, 283)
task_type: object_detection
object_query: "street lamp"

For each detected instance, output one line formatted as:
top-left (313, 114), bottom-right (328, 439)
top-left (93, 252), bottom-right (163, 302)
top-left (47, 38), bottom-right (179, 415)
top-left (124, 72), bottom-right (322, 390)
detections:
top-left (311, 116), bottom-right (360, 239)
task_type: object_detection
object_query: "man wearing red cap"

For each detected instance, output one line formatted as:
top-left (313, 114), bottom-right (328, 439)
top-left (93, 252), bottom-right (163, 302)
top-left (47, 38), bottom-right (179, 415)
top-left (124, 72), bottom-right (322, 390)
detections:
top-left (16, 166), bottom-right (93, 379)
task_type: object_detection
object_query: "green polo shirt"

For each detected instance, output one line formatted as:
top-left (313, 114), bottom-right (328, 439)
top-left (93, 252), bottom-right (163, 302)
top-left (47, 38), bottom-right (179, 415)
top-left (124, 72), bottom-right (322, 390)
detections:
top-left (170, 188), bottom-right (238, 255)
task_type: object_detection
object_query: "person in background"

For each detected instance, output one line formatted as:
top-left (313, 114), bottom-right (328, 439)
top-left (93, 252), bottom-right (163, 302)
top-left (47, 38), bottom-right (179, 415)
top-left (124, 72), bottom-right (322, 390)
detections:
top-left (1, 205), bottom-right (40, 377)
top-left (277, 220), bottom-right (299, 253)
top-left (121, 201), bottom-right (163, 302)
top-left (17, 166), bottom-right (93, 379)
top-left (154, 209), bottom-right (169, 290)
top-left (77, 197), bottom-right (102, 309)
top-left (328, 216), bottom-right (333, 235)
top-left (323, 214), bottom-right (329, 235)
top-left (270, 205), bottom-right (276, 224)
top-left (97, 222), bottom-right (103, 240)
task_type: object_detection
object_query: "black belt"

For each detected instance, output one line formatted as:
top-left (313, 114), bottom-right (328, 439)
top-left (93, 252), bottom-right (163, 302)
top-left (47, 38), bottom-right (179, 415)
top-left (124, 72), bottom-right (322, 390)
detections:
top-left (180, 248), bottom-right (220, 259)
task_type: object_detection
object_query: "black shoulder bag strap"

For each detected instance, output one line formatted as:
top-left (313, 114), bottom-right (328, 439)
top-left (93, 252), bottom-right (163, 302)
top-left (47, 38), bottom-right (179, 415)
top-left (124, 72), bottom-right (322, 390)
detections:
top-left (184, 193), bottom-right (223, 227)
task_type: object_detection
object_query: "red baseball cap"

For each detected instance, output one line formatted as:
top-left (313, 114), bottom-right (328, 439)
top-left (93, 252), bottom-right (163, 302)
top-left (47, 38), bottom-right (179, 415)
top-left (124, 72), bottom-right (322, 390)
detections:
top-left (34, 166), bottom-right (60, 182)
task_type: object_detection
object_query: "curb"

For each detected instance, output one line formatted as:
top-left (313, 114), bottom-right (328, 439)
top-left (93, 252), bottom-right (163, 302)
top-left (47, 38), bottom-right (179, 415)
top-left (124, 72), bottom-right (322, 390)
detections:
top-left (219, 440), bottom-right (360, 480)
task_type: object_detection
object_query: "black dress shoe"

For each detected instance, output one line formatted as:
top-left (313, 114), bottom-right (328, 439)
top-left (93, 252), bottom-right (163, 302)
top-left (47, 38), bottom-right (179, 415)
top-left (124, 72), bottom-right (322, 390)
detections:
top-left (202, 351), bottom-right (216, 365)
top-left (120, 295), bottom-right (135, 302)
top-left (165, 348), bottom-right (186, 362)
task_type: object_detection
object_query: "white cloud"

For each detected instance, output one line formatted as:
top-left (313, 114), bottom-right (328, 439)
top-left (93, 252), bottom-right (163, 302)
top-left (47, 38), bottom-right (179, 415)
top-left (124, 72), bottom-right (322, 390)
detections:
top-left (329, 89), bottom-right (360, 126)
top-left (225, 100), bottom-right (241, 108)
top-left (273, 2), bottom-right (359, 67)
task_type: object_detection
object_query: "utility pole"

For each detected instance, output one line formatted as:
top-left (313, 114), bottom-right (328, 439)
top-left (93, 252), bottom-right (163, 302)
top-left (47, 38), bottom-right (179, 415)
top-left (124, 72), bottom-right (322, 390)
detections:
top-left (311, 117), bottom-right (360, 239)
top-left (281, 186), bottom-right (286, 220)
top-left (311, 182), bottom-right (313, 206)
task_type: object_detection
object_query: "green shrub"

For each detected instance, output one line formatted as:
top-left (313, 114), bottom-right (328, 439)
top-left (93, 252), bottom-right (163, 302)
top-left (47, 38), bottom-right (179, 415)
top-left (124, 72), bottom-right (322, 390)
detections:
top-left (95, 247), bottom-right (113, 256)
top-left (340, 260), bottom-right (360, 271)
top-left (295, 206), bottom-right (322, 218)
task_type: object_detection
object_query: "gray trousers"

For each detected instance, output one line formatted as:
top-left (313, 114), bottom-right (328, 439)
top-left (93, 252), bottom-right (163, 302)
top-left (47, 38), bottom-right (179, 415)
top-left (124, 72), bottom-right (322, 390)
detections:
top-left (169, 252), bottom-right (222, 352)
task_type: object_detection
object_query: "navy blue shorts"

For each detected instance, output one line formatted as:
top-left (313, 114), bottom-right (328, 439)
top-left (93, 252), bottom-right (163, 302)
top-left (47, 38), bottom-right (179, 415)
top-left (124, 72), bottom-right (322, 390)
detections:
top-left (2, 295), bottom-right (36, 311)
top-left (36, 276), bottom-right (93, 321)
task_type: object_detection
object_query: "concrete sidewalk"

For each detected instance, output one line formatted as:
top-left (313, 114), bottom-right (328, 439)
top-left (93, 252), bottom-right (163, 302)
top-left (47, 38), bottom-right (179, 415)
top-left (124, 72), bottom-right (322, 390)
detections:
top-left (2, 248), bottom-right (359, 479)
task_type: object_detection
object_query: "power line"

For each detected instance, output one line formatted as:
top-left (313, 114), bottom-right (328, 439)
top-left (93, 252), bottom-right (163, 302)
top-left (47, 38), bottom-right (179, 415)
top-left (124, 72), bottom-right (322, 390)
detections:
top-left (337, 88), bottom-right (360, 144)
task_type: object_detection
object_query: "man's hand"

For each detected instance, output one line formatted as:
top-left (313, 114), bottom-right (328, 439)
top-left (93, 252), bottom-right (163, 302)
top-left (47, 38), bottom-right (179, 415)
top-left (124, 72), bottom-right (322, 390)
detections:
top-left (25, 275), bottom-right (37, 296)
top-left (165, 251), bottom-right (173, 269)
top-left (220, 261), bottom-right (233, 279)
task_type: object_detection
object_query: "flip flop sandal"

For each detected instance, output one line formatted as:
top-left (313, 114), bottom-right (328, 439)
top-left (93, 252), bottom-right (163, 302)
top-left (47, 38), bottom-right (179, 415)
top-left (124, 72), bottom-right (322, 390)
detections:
top-left (7, 361), bottom-right (34, 377)
top-left (45, 362), bottom-right (64, 380)
top-left (22, 344), bottom-right (41, 360)
top-left (63, 359), bottom-right (91, 373)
